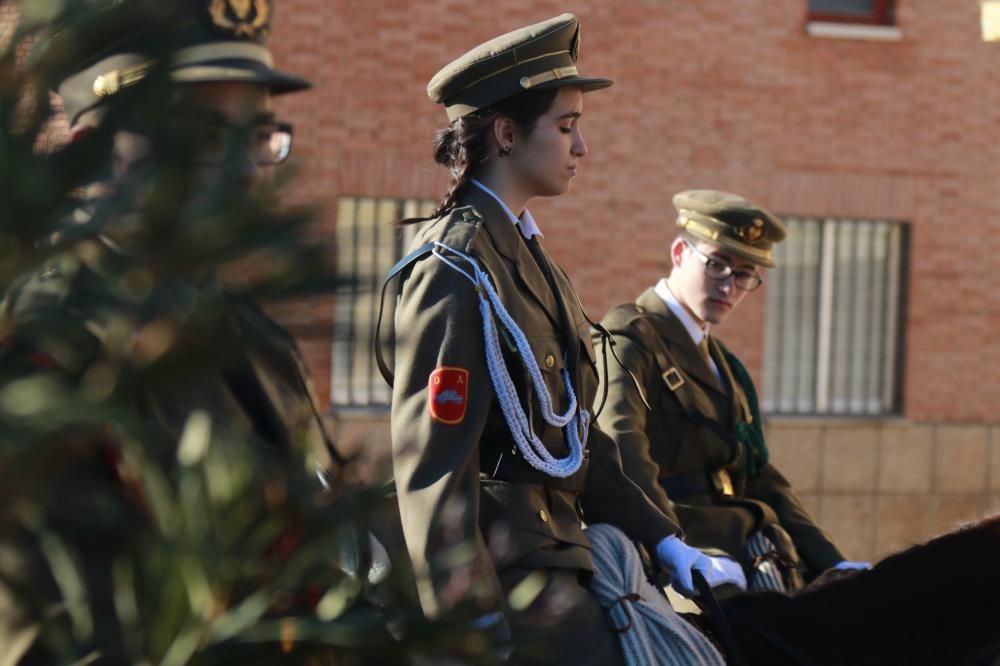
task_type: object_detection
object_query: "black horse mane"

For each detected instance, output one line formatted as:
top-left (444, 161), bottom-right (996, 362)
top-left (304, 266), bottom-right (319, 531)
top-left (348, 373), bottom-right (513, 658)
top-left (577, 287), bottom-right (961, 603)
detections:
top-left (722, 513), bottom-right (1000, 666)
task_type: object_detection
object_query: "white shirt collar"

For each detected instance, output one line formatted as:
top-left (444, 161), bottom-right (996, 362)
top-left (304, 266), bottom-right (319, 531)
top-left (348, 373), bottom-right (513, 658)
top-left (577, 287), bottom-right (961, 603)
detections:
top-left (470, 178), bottom-right (543, 239)
top-left (654, 278), bottom-right (710, 346)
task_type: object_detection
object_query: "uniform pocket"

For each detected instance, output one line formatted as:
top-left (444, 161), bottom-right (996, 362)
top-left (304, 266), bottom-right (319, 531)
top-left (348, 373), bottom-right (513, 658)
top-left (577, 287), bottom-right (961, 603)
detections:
top-left (525, 334), bottom-right (567, 409)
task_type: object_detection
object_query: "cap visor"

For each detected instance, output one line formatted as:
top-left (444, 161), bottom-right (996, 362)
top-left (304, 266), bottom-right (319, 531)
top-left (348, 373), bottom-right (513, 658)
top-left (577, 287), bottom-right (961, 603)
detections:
top-left (171, 62), bottom-right (311, 93)
top-left (536, 75), bottom-right (613, 93)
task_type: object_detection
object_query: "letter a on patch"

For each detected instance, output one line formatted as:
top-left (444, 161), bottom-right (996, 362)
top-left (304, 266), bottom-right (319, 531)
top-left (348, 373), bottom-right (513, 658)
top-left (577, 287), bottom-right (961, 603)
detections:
top-left (428, 366), bottom-right (469, 424)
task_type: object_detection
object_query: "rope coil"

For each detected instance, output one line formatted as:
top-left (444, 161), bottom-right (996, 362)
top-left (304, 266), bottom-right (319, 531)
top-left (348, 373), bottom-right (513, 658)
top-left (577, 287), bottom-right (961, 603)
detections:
top-left (431, 242), bottom-right (587, 478)
top-left (586, 523), bottom-right (726, 666)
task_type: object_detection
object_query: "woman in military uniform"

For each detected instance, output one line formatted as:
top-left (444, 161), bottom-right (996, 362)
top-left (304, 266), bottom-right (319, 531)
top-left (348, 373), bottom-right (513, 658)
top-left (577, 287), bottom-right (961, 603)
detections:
top-left (379, 14), bottom-right (744, 664)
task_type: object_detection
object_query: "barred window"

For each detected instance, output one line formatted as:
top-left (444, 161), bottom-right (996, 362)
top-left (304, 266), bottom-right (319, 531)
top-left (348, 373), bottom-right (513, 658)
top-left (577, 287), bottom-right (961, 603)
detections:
top-left (332, 197), bottom-right (435, 409)
top-left (808, 0), bottom-right (896, 24)
top-left (762, 218), bottom-right (908, 416)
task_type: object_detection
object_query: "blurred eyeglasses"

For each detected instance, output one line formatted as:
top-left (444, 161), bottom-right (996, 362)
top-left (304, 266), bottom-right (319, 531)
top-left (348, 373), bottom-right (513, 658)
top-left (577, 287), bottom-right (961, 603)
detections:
top-left (686, 242), bottom-right (763, 291)
top-left (197, 119), bottom-right (294, 166)
top-left (170, 112), bottom-right (294, 167)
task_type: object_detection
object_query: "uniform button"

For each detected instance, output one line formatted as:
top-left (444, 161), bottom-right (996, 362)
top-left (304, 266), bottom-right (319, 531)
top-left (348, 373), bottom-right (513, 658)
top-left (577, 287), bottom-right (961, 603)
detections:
top-left (544, 354), bottom-right (555, 368)
top-left (538, 510), bottom-right (549, 523)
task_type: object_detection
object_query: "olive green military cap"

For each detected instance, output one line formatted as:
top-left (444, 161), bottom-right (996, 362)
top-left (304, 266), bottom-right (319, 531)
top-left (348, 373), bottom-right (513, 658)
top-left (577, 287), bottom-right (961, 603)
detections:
top-left (427, 13), bottom-right (612, 121)
top-left (33, 0), bottom-right (310, 126)
top-left (673, 190), bottom-right (787, 268)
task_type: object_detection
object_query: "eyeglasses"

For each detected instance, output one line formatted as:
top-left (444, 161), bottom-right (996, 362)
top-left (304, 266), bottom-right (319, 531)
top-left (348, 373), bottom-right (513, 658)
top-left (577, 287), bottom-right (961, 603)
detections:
top-left (686, 242), bottom-right (763, 291)
top-left (198, 119), bottom-right (294, 166)
top-left (171, 113), bottom-right (294, 166)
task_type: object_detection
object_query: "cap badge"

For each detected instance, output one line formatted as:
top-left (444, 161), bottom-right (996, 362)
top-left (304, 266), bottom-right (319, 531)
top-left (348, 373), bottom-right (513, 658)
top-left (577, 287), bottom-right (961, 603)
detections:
top-left (740, 218), bottom-right (765, 243)
top-left (207, 0), bottom-right (271, 37)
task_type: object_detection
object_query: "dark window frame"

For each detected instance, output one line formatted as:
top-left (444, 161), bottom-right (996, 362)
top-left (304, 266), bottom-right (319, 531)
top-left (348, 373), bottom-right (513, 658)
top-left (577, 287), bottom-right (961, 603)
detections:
top-left (808, 0), bottom-right (896, 25)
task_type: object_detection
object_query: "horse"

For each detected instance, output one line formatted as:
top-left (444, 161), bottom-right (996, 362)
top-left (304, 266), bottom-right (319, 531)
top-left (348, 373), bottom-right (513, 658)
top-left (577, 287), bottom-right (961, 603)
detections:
top-left (714, 513), bottom-right (1000, 666)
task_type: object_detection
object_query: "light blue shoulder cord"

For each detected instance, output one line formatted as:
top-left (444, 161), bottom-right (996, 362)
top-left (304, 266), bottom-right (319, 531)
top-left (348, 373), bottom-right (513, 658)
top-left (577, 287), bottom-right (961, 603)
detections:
top-left (431, 242), bottom-right (587, 478)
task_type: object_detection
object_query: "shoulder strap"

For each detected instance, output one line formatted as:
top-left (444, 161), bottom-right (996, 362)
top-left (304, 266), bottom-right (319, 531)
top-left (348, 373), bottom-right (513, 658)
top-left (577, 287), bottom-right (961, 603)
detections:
top-left (373, 241), bottom-right (435, 388)
top-left (591, 303), bottom-right (653, 416)
top-left (600, 302), bottom-right (645, 333)
top-left (629, 314), bottom-right (744, 456)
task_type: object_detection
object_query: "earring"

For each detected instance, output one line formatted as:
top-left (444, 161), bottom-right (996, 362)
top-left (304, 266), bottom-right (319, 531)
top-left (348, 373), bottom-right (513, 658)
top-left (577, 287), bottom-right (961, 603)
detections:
top-left (498, 145), bottom-right (512, 158)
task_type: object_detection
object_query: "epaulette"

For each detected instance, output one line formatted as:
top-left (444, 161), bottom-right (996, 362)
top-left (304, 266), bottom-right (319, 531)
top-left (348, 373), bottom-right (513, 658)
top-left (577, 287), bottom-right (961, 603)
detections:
top-left (601, 302), bottom-right (649, 334)
top-left (416, 205), bottom-right (484, 254)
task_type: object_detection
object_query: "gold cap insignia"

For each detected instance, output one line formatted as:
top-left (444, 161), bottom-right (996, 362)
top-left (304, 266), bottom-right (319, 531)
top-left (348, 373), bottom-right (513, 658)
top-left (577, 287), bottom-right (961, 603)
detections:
top-left (93, 62), bottom-right (152, 97)
top-left (740, 218), bottom-right (765, 243)
top-left (207, 0), bottom-right (271, 38)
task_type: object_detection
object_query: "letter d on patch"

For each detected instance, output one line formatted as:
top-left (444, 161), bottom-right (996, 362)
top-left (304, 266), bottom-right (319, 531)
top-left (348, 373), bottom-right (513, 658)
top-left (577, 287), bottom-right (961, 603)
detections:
top-left (428, 366), bottom-right (469, 424)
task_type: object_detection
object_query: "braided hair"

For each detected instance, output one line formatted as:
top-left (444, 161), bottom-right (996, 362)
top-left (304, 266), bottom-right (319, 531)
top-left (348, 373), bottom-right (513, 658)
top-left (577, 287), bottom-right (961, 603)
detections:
top-left (402, 88), bottom-right (558, 224)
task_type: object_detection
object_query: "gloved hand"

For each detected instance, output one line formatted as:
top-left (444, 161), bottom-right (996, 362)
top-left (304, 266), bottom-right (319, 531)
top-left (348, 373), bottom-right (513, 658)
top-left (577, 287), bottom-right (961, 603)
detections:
top-left (833, 560), bottom-right (872, 571)
top-left (696, 552), bottom-right (748, 592)
top-left (655, 535), bottom-right (747, 597)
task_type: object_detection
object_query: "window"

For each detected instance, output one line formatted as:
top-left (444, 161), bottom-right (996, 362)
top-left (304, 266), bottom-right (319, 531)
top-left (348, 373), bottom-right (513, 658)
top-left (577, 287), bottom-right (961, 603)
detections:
top-left (332, 196), bottom-right (435, 409)
top-left (808, 0), bottom-right (896, 25)
top-left (762, 218), bottom-right (908, 416)
top-left (984, 0), bottom-right (1000, 41)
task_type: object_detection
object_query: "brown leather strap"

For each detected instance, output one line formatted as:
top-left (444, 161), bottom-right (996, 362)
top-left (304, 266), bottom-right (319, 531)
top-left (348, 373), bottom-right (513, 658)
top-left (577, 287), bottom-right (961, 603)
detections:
top-left (629, 315), bottom-right (744, 463)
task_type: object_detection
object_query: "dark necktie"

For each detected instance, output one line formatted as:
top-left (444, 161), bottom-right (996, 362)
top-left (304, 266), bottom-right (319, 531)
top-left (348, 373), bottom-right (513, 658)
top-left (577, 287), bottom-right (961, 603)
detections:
top-left (523, 236), bottom-right (581, 387)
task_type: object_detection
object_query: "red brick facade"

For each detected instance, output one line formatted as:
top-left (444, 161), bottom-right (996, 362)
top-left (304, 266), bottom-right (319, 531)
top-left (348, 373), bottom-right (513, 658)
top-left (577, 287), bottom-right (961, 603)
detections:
top-left (269, 0), bottom-right (1000, 424)
top-left (1, 0), bottom-right (996, 561)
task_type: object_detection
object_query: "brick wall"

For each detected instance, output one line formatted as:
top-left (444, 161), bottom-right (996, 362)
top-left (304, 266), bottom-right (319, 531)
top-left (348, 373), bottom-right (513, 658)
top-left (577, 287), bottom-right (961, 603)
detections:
top-left (269, 0), bottom-right (1000, 424)
top-left (3, 0), bottom-right (996, 559)
top-left (265, 0), bottom-right (1000, 556)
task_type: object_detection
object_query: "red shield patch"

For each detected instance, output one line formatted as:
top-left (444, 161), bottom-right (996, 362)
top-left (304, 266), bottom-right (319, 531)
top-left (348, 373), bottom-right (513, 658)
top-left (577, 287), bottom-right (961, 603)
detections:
top-left (428, 366), bottom-right (469, 425)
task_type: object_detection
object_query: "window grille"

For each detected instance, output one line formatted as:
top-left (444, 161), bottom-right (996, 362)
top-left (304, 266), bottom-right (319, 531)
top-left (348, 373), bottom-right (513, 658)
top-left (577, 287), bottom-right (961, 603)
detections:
top-left (762, 217), bottom-right (908, 416)
top-left (332, 196), bottom-right (435, 408)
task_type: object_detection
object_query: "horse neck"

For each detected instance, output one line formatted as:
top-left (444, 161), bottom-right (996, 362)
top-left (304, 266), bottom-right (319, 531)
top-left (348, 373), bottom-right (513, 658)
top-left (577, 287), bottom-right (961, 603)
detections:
top-left (740, 516), bottom-right (1000, 666)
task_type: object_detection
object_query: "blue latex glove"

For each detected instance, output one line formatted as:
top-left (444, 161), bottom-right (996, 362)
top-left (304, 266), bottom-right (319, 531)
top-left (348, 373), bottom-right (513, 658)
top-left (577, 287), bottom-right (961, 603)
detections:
top-left (833, 560), bottom-right (872, 571)
top-left (655, 535), bottom-right (747, 597)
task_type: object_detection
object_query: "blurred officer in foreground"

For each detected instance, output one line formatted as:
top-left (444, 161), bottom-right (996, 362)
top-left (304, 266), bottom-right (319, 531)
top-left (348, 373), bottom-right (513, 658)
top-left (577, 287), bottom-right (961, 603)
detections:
top-left (0, 1), bottom-right (346, 662)
top-left (378, 15), bottom-right (744, 664)
top-left (597, 189), bottom-right (870, 593)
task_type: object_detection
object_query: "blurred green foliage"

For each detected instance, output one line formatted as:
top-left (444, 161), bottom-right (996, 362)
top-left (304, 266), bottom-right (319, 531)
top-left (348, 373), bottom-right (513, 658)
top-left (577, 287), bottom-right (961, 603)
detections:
top-left (0, 3), bottom-right (503, 664)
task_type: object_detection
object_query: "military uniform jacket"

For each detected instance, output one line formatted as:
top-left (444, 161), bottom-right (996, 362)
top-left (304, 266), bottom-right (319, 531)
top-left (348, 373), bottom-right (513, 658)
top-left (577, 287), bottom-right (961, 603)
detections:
top-left (387, 188), bottom-right (679, 618)
top-left (597, 287), bottom-right (843, 575)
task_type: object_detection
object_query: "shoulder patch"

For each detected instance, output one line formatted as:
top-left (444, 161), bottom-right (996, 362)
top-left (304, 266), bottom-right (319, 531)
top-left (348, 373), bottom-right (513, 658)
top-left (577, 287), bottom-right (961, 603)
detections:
top-left (428, 366), bottom-right (469, 424)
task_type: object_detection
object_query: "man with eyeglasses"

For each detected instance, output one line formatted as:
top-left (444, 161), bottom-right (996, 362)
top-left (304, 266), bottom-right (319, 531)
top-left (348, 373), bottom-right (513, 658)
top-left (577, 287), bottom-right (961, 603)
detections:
top-left (0, 2), bottom-right (342, 659)
top-left (10, 0), bottom-right (331, 456)
top-left (596, 189), bottom-right (867, 594)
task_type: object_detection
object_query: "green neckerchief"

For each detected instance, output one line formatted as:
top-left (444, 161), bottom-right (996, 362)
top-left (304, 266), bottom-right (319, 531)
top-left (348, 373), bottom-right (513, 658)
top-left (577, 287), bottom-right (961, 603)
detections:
top-left (717, 341), bottom-right (768, 478)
